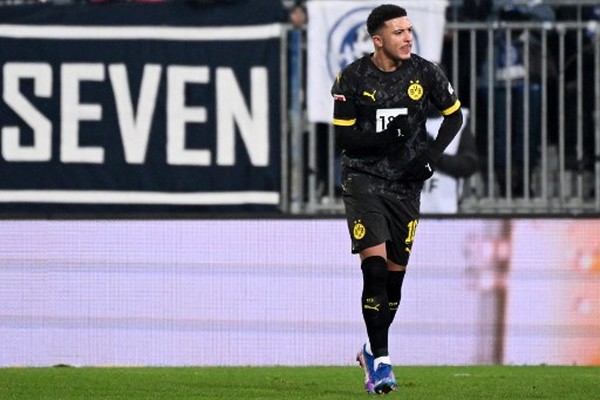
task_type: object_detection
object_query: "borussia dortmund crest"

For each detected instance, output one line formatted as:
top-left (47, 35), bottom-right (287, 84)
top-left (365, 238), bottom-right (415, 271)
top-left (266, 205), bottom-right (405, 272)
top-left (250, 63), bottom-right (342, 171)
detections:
top-left (408, 80), bottom-right (423, 101)
top-left (353, 220), bottom-right (366, 240)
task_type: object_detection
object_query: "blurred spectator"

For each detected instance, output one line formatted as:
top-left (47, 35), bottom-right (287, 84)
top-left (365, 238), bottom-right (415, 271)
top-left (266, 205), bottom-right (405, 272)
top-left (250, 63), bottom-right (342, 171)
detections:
top-left (442, 0), bottom-right (493, 107)
top-left (289, 1), bottom-right (307, 29)
top-left (477, 3), bottom-right (557, 197)
top-left (287, 0), bottom-right (339, 199)
top-left (558, 5), bottom-right (600, 176)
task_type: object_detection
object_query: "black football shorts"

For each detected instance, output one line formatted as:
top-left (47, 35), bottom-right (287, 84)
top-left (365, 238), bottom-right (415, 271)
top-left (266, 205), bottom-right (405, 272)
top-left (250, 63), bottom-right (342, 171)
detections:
top-left (341, 170), bottom-right (421, 266)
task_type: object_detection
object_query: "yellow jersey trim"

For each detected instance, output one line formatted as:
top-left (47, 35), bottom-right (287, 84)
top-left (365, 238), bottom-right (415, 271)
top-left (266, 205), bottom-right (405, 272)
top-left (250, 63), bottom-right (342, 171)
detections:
top-left (440, 100), bottom-right (461, 116)
top-left (332, 118), bottom-right (356, 127)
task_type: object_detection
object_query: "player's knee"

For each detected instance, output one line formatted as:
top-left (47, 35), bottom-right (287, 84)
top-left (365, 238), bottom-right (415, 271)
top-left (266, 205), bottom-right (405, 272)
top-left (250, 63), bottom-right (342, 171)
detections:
top-left (361, 256), bottom-right (389, 324)
top-left (361, 255), bottom-right (388, 295)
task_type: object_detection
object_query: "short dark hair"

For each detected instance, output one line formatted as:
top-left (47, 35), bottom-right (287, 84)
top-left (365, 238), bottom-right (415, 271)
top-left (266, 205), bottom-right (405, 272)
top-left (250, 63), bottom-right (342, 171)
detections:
top-left (366, 4), bottom-right (408, 36)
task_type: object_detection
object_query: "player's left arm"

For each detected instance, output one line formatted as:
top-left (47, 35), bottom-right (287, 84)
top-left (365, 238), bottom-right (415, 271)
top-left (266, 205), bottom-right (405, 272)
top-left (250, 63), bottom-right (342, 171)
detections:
top-left (437, 125), bottom-right (480, 178)
top-left (428, 63), bottom-right (463, 161)
top-left (402, 64), bottom-right (463, 181)
top-left (430, 103), bottom-right (463, 161)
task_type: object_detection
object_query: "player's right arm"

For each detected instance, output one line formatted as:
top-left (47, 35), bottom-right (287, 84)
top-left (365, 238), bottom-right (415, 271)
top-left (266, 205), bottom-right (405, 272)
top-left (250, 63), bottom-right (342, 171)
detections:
top-left (331, 73), bottom-right (406, 154)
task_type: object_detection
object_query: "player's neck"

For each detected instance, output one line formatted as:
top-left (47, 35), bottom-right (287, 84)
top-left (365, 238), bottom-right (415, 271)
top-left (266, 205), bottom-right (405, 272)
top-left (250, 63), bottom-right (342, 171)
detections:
top-left (371, 52), bottom-right (401, 72)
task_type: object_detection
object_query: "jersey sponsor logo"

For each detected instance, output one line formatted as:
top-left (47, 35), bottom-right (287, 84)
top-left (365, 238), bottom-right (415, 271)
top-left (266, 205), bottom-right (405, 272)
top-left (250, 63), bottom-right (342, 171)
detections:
top-left (362, 90), bottom-right (377, 102)
top-left (407, 80), bottom-right (423, 100)
top-left (352, 219), bottom-right (366, 240)
top-left (333, 93), bottom-right (347, 102)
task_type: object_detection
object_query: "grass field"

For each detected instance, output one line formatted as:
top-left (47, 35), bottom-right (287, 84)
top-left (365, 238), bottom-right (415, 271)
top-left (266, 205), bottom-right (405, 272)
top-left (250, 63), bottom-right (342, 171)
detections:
top-left (1, 365), bottom-right (599, 399)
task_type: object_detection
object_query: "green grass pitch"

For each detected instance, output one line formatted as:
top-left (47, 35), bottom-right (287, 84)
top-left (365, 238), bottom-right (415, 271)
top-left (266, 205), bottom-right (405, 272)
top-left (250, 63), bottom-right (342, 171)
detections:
top-left (1, 365), bottom-right (599, 399)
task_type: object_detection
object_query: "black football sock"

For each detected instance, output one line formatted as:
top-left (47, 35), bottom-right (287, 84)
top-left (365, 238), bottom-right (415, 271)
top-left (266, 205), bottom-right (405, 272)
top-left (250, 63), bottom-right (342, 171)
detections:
top-left (361, 256), bottom-right (390, 358)
top-left (387, 270), bottom-right (406, 325)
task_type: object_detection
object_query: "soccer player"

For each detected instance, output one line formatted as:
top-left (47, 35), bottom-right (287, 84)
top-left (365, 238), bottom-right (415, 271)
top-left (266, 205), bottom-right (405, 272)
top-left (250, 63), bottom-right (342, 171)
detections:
top-left (330, 4), bottom-right (462, 395)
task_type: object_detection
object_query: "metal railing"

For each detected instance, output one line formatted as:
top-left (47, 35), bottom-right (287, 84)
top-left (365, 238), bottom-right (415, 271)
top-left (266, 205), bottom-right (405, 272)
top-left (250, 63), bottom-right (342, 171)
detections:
top-left (288, 19), bottom-right (600, 215)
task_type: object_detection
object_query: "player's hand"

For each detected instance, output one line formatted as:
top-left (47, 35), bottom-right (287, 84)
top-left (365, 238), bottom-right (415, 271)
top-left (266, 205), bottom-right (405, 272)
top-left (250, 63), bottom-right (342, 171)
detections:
top-left (381, 114), bottom-right (410, 144)
top-left (403, 148), bottom-right (440, 181)
top-left (334, 114), bottom-right (410, 156)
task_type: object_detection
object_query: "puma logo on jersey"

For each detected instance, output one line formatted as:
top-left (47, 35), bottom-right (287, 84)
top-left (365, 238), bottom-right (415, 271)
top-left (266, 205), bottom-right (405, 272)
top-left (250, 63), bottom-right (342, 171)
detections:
top-left (425, 163), bottom-right (432, 172)
top-left (362, 90), bottom-right (377, 102)
top-left (363, 303), bottom-right (381, 312)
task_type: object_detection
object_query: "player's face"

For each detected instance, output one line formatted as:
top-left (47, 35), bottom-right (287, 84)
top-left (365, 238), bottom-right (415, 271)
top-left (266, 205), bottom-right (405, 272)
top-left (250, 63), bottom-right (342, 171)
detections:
top-left (377, 16), bottom-right (413, 61)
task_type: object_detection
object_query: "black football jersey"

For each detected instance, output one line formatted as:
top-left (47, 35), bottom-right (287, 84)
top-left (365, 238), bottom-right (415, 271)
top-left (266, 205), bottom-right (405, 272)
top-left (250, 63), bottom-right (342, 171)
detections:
top-left (331, 53), bottom-right (460, 182)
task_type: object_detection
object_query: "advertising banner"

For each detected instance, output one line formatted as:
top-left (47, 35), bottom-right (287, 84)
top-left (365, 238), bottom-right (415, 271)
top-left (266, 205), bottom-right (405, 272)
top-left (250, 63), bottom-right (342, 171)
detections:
top-left (0, 218), bottom-right (598, 367)
top-left (0, 2), bottom-right (284, 213)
